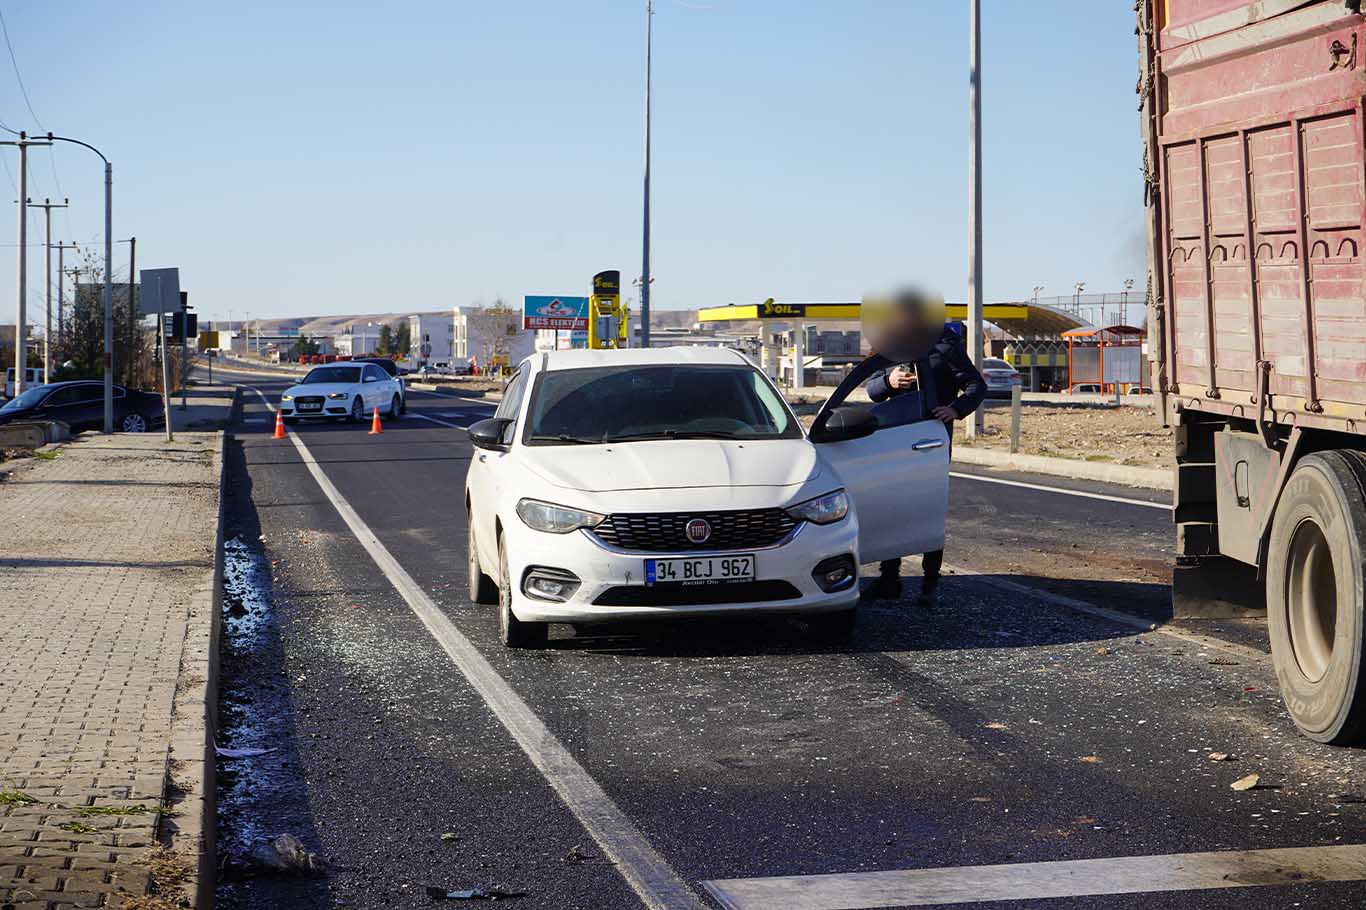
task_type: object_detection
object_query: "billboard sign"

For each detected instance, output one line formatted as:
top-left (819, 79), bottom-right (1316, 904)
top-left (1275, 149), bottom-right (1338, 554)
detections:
top-left (139, 268), bottom-right (181, 315)
top-left (524, 295), bottom-right (590, 330)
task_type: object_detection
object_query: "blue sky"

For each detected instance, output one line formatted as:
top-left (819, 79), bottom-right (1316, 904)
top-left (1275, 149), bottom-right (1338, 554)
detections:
top-left (0, 1), bottom-right (1143, 324)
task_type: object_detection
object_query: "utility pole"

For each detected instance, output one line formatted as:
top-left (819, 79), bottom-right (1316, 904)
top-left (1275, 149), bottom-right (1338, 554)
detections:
top-left (55, 243), bottom-right (78, 352)
top-left (28, 197), bottom-right (69, 381)
top-left (639, 0), bottom-right (654, 348)
top-left (965, 0), bottom-right (984, 438)
top-left (3, 132), bottom-right (53, 397)
top-left (117, 237), bottom-right (136, 380)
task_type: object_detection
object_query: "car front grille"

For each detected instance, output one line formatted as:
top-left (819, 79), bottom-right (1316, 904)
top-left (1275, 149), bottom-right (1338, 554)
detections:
top-left (592, 580), bottom-right (802, 607)
top-left (295, 395), bottom-right (325, 406)
top-left (590, 509), bottom-right (798, 552)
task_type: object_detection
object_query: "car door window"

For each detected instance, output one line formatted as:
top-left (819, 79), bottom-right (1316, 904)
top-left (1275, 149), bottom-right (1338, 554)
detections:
top-left (812, 355), bottom-right (938, 436)
top-left (494, 369), bottom-right (529, 444)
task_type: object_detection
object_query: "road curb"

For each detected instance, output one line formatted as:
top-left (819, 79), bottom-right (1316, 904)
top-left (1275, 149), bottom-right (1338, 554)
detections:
top-left (160, 425), bottom-right (229, 908)
top-left (952, 445), bottom-right (1172, 491)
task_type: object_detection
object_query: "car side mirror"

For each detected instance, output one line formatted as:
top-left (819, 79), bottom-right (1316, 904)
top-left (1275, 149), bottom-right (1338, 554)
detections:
top-left (469, 417), bottom-right (513, 451)
top-left (810, 405), bottom-right (878, 444)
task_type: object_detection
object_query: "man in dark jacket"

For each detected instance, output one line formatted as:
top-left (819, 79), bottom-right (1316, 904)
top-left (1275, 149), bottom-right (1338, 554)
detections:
top-left (861, 323), bottom-right (986, 607)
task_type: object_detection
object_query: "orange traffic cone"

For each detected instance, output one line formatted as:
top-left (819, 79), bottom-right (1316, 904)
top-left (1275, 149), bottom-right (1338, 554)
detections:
top-left (272, 410), bottom-right (287, 439)
top-left (368, 406), bottom-right (383, 435)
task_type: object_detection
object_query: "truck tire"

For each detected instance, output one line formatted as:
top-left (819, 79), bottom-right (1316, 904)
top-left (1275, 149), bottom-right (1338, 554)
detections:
top-left (1265, 451), bottom-right (1366, 744)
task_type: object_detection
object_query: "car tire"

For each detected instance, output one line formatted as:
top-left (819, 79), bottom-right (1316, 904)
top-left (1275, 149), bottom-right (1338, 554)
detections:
top-left (467, 509), bottom-right (498, 605)
top-left (350, 396), bottom-right (364, 423)
top-left (498, 534), bottom-right (547, 649)
top-left (399, 392), bottom-right (407, 416)
top-left (120, 412), bottom-right (150, 433)
top-left (389, 394), bottom-right (401, 419)
top-left (807, 608), bottom-right (858, 641)
top-left (1266, 451), bottom-right (1366, 745)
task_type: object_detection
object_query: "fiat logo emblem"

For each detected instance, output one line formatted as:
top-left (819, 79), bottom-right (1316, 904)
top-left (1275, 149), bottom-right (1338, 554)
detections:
top-left (685, 518), bottom-right (712, 544)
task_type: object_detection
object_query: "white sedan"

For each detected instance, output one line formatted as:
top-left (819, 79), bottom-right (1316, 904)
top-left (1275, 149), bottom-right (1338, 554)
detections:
top-left (464, 346), bottom-right (950, 648)
top-left (279, 362), bottom-right (404, 424)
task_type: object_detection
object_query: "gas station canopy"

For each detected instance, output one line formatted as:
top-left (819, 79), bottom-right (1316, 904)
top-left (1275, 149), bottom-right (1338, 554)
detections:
top-left (696, 301), bottom-right (1086, 337)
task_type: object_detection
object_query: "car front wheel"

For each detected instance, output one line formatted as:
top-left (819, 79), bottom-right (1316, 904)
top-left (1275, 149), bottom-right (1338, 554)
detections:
top-left (389, 394), bottom-right (401, 419)
top-left (350, 396), bottom-right (364, 423)
top-left (120, 412), bottom-right (149, 433)
top-left (498, 535), bottom-right (547, 649)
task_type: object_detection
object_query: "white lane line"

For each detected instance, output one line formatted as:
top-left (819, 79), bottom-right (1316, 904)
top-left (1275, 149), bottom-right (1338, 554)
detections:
top-left (252, 389), bottom-right (705, 910)
top-left (410, 412), bottom-right (470, 431)
top-left (950, 470), bottom-right (1172, 511)
top-left (702, 843), bottom-right (1366, 909)
top-left (942, 562), bottom-right (1268, 662)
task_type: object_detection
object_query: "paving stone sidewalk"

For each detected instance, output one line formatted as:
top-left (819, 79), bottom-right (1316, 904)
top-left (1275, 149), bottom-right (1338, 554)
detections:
top-left (0, 431), bottom-right (223, 909)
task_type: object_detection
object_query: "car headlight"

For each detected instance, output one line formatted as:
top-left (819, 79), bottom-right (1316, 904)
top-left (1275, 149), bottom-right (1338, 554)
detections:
top-left (786, 490), bottom-right (849, 525)
top-left (280, 394), bottom-right (293, 402)
top-left (516, 499), bottom-right (605, 534)
top-left (328, 391), bottom-right (348, 399)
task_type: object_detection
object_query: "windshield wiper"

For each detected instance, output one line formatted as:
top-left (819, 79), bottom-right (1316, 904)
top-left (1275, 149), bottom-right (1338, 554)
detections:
top-left (527, 433), bottom-right (603, 445)
top-left (605, 430), bottom-right (748, 442)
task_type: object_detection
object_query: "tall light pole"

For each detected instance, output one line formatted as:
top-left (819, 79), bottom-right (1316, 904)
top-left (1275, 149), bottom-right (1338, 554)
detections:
top-left (1073, 281), bottom-right (1086, 317)
top-left (1032, 285), bottom-right (1044, 305)
top-left (1122, 277), bottom-right (1135, 326)
top-left (45, 133), bottom-right (113, 433)
top-left (639, 0), bottom-right (654, 348)
top-left (965, 0), bottom-right (984, 438)
top-left (55, 242), bottom-right (79, 353)
top-left (29, 197), bottom-right (69, 380)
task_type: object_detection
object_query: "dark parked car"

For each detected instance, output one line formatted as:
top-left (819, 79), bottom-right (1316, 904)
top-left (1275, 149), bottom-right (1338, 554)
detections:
top-left (0, 381), bottom-right (165, 433)
top-left (351, 357), bottom-right (406, 413)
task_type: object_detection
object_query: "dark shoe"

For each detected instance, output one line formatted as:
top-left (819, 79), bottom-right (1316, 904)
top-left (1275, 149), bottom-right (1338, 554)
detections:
top-left (861, 574), bottom-right (902, 601)
top-left (915, 579), bottom-right (939, 610)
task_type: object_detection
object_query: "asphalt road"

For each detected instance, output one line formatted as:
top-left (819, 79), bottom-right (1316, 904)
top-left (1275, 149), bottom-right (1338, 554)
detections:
top-left (211, 365), bottom-right (1365, 910)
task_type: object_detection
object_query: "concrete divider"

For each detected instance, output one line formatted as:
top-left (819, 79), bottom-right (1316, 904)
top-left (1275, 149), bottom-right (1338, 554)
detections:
top-left (953, 444), bottom-right (1172, 491)
top-left (0, 420), bottom-right (70, 448)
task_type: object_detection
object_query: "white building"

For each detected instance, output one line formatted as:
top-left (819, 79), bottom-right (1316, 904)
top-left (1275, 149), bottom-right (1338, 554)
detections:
top-left (454, 305), bottom-right (535, 369)
top-left (410, 313), bottom-right (454, 365)
top-left (334, 323), bottom-right (383, 357)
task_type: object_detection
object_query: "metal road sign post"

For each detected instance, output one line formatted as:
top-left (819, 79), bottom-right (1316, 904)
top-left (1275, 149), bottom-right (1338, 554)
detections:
top-left (141, 268), bottom-right (180, 442)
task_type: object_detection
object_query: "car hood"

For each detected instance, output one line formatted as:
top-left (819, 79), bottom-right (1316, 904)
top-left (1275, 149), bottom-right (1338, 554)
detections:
top-left (285, 382), bottom-right (358, 398)
top-left (520, 438), bottom-right (821, 493)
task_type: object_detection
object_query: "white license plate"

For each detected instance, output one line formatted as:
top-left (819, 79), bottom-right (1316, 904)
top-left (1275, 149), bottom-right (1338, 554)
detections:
top-left (299, 402), bottom-right (322, 411)
top-left (646, 555), bottom-right (755, 586)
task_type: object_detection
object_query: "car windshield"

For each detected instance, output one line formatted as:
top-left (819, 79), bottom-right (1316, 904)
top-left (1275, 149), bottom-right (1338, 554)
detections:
top-left (302, 367), bottom-right (362, 384)
top-left (524, 364), bottom-right (801, 445)
top-left (0, 385), bottom-right (49, 411)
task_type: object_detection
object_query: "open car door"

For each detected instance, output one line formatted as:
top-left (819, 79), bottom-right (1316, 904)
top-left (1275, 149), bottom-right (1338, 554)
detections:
top-left (809, 355), bottom-right (950, 565)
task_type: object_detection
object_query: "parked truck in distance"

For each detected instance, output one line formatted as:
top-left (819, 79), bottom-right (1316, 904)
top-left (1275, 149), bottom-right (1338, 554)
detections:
top-left (1140, 0), bottom-right (1366, 744)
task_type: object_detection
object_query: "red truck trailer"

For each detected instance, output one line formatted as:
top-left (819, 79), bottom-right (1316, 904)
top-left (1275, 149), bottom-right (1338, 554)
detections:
top-left (1140, 0), bottom-right (1366, 743)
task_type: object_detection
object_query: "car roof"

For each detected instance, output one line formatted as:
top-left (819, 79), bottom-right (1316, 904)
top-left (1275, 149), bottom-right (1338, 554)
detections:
top-left (536, 346), bottom-right (750, 372)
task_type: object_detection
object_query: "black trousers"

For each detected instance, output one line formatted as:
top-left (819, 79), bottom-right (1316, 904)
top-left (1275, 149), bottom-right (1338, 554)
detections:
top-left (879, 550), bottom-right (942, 582)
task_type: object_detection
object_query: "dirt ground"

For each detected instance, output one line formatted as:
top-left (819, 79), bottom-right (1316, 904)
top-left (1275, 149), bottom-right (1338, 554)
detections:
top-left (792, 396), bottom-right (1173, 469)
top-left (955, 401), bottom-right (1173, 469)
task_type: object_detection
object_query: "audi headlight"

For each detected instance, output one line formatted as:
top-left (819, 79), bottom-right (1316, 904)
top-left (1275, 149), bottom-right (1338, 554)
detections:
top-left (328, 391), bottom-right (348, 399)
top-left (516, 499), bottom-right (605, 534)
top-left (786, 490), bottom-right (849, 525)
top-left (280, 394), bottom-right (293, 402)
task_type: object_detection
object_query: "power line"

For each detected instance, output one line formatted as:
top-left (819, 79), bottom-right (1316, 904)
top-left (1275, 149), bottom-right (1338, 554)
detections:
top-left (0, 6), bottom-right (43, 129)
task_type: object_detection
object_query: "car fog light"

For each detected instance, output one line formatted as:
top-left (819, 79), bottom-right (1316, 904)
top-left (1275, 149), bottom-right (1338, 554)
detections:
top-left (812, 555), bottom-right (857, 593)
top-left (522, 567), bottom-right (581, 603)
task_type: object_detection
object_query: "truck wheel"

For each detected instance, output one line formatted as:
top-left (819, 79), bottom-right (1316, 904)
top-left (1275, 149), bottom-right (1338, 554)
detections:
top-left (1266, 451), bottom-right (1366, 744)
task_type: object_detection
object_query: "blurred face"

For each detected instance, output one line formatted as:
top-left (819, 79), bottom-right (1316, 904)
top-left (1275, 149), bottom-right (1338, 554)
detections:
top-left (862, 288), bottom-right (946, 363)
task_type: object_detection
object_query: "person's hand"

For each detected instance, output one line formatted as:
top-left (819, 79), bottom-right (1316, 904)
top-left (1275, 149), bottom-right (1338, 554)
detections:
top-left (932, 405), bottom-right (959, 425)
top-left (888, 366), bottom-right (916, 390)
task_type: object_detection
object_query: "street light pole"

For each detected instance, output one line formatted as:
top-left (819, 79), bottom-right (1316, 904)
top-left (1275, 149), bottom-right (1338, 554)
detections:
top-left (965, 0), bottom-right (984, 438)
top-left (2, 132), bottom-right (53, 398)
top-left (639, 0), bottom-right (654, 348)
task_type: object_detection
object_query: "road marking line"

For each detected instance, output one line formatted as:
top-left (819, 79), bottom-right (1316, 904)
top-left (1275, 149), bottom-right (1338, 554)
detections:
top-left (950, 470), bottom-right (1172, 510)
top-left (252, 389), bottom-right (704, 910)
top-left (410, 412), bottom-right (470, 431)
top-left (702, 843), bottom-right (1366, 909)
top-left (943, 562), bottom-right (1268, 662)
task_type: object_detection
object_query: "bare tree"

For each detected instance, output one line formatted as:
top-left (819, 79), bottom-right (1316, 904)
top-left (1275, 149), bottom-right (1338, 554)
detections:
top-left (467, 297), bottom-right (521, 371)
